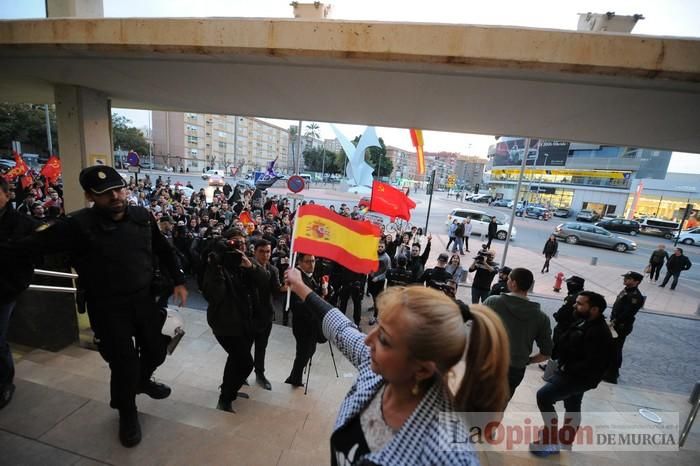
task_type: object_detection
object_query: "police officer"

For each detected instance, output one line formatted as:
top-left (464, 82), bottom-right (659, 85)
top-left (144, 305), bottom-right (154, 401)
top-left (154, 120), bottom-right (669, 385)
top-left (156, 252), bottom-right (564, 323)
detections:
top-left (488, 266), bottom-right (512, 297)
top-left (548, 276), bottom-right (585, 363)
top-left (603, 271), bottom-right (644, 384)
top-left (5, 166), bottom-right (187, 447)
top-left (385, 255), bottom-right (414, 288)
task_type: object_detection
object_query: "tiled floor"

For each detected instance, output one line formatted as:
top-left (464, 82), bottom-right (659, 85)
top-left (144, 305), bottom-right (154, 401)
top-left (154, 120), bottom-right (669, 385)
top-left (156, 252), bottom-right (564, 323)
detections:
top-left (3, 306), bottom-right (699, 465)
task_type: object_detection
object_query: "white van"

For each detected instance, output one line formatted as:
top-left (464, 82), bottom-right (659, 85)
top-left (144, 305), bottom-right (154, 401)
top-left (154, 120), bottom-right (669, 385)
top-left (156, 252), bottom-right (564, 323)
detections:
top-left (445, 208), bottom-right (517, 240)
top-left (638, 217), bottom-right (680, 239)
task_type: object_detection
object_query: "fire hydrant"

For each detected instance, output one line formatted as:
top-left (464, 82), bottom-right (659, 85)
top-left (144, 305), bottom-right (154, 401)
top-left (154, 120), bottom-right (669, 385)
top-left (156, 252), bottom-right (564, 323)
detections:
top-left (553, 272), bottom-right (565, 292)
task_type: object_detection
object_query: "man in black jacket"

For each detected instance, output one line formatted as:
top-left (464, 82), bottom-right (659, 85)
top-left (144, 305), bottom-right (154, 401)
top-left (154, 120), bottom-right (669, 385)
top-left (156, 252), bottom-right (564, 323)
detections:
top-left (485, 216), bottom-right (498, 249)
top-left (419, 253), bottom-right (454, 291)
top-left (659, 247), bottom-right (692, 290)
top-left (249, 239), bottom-right (285, 390)
top-left (202, 230), bottom-right (255, 413)
top-left (3, 167), bottom-right (187, 448)
top-left (488, 266), bottom-right (512, 297)
top-left (0, 178), bottom-right (37, 410)
top-left (531, 291), bottom-right (613, 457)
top-left (285, 252), bottom-right (327, 387)
top-left (336, 265), bottom-right (365, 326)
top-left (550, 276), bottom-right (585, 360)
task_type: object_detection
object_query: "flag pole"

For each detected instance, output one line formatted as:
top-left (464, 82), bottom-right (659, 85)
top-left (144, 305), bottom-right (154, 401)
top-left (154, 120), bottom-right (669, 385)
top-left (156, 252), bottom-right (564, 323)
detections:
top-left (285, 205), bottom-right (302, 311)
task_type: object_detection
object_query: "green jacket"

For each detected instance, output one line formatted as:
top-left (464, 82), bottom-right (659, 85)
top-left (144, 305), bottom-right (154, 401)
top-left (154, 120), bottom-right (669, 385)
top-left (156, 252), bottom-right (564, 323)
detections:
top-left (484, 293), bottom-right (553, 369)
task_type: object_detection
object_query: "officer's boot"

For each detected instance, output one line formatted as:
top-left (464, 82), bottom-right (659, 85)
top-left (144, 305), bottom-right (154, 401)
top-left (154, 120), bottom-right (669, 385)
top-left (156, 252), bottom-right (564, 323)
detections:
top-left (118, 409), bottom-right (142, 447)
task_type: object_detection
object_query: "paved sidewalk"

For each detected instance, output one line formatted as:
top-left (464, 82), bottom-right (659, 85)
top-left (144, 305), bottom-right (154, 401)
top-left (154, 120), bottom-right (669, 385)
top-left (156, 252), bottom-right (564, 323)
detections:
top-left (430, 233), bottom-right (699, 319)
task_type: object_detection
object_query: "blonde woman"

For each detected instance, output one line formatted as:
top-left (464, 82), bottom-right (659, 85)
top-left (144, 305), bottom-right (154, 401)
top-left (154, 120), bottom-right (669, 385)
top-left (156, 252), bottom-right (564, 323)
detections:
top-left (285, 268), bottom-right (510, 465)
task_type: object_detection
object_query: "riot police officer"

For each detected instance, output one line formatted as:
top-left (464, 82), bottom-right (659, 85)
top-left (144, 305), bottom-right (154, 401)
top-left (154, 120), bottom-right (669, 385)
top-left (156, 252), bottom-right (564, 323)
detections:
top-left (5, 166), bottom-right (187, 448)
top-left (603, 271), bottom-right (645, 384)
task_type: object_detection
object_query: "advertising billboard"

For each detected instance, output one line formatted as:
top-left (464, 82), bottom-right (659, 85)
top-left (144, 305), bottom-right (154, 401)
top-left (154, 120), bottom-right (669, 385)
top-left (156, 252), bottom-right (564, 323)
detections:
top-left (491, 139), bottom-right (569, 167)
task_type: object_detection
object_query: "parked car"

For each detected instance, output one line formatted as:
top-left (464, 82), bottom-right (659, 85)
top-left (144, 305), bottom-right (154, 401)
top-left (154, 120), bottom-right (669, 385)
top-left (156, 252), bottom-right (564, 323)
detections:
top-left (446, 208), bottom-right (517, 240)
top-left (202, 169), bottom-right (226, 180)
top-left (638, 217), bottom-right (681, 239)
top-left (552, 207), bottom-right (572, 218)
top-left (492, 199), bottom-right (513, 208)
top-left (595, 218), bottom-right (641, 236)
top-left (515, 206), bottom-right (551, 220)
top-left (576, 210), bottom-right (600, 222)
top-left (676, 227), bottom-right (700, 245)
top-left (554, 222), bottom-right (637, 252)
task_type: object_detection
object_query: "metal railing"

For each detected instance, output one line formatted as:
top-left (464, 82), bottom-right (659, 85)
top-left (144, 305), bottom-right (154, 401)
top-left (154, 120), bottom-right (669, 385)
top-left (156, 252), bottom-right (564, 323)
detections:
top-left (28, 268), bottom-right (78, 294)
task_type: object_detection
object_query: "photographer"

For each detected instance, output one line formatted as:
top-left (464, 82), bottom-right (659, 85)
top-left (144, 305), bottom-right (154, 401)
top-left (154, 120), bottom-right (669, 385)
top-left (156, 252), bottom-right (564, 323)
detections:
top-left (419, 253), bottom-right (454, 291)
top-left (468, 248), bottom-right (498, 303)
top-left (202, 229), bottom-right (256, 413)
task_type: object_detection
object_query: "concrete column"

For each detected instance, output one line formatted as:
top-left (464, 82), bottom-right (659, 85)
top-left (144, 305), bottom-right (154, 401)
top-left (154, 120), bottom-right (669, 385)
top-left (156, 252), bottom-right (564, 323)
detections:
top-left (54, 85), bottom-right (112, 212)
top-left (46, 0), bottom-right (104, 18)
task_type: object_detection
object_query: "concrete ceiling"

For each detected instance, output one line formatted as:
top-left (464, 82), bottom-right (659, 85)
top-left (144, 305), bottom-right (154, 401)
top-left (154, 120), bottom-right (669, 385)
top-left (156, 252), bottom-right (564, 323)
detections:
top-left (1, 18), bottom-right (699, 152)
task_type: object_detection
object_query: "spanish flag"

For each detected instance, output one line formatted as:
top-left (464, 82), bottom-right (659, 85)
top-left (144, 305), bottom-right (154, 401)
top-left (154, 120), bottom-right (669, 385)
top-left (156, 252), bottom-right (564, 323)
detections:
top-left (409, 129), bottom-right (426, 175)
top-left (292, 204), bottom-right (381, 274)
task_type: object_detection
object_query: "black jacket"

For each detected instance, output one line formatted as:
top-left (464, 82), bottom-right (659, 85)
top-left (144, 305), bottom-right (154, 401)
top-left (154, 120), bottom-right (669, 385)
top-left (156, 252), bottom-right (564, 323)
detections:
top-left (0, 207), bottom-right (37, 304)
top-left (649, 249), bottom-right (668, 265)
top-left (202, 255), bottom-right (255, 337)
top-left (487, 221), bottom-right (498, 239)
top-left (489, 279), bottom-right (508, 297)
top-left (543, 239), bottom-right (558, 256)
top-left (610, 286), bottom-right (645, 336)
top-left (666, 254), bottom-right (692, 273)
top-left (557, 315), bottom-right (613, 389)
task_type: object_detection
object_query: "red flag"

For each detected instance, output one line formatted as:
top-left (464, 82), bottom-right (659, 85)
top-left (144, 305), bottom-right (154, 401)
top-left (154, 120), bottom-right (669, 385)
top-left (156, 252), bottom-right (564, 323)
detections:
top-left (40, 155), bottom-right (62, 185)
top-left (269, 203), bottom-right (279, 217)
top-left (369, 181), bottom-right (415, 221)
top-left (293, 205), bottom-right (381, 274)
top-left (2, 151), bottom-right (29, 180)
top-left (20, 175), bottom-right (33, 190)
top-left (239, 210), bottom-right (252, 226)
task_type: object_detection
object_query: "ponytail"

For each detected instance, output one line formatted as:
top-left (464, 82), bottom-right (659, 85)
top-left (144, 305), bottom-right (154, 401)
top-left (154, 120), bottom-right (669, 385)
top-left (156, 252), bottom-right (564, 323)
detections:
top-left (453, 304), bottom-right (510, 413)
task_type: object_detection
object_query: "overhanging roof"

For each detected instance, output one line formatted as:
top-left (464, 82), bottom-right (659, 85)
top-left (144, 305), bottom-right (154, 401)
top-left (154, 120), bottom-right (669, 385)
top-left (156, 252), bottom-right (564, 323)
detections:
top-left (1, 18), bottom-right (699, 152)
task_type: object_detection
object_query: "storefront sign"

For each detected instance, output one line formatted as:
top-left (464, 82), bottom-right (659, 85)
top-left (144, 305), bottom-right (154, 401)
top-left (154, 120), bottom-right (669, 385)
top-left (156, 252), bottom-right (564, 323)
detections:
top-left (529, 186), bottom-right (556, 194)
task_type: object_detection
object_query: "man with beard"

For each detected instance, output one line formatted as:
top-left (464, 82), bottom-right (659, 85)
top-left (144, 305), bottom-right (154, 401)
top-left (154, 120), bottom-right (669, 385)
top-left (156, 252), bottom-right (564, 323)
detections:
top-left (367, 241), bottom-right (391, 325)
top-left (531, 291), bottom-right (613, 457)
top-left (3, 166), bottom-right (187, 448)
top-left (249, 239), bottom-right (285, 390)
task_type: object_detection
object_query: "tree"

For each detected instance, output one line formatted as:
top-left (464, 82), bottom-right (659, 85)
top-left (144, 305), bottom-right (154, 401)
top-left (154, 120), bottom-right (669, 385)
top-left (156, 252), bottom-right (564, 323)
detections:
top-left (304, 122), bottom-right (320, 139)
top-left (0, 103), bottom-right (58, 157)
top-left (302, 147), bottom-right (342, 174)
top-left (345, 135), bottom-right (393, 179)
top-left (112, 114), bottom-right (148, 156)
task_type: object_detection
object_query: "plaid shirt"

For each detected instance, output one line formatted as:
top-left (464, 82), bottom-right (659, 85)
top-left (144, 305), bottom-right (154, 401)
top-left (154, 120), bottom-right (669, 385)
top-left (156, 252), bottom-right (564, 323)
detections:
top-left (322, 308), bottom-right (478, 465)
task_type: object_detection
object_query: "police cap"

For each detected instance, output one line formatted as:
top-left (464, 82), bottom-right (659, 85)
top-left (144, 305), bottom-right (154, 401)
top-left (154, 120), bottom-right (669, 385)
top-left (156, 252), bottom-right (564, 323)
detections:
top-left (622, 271), bottom-right (644, 282)
top-left (79, 166), bottom-right (126, 194)
top-left (566, 275), bottom-right (585, 286)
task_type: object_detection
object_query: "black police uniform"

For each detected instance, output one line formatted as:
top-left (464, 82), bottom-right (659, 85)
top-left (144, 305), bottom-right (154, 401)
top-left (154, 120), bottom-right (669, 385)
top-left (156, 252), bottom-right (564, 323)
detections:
top-left (8, 168), bottom-right (184, 414)
top-left (606, 283), bottom-right (644, 382)
top-left (385, 266), bottom-right (413, 288)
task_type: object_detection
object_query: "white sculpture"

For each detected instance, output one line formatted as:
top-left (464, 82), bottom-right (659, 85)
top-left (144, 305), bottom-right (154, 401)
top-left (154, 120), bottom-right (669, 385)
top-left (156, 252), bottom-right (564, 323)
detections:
top-left (331, 125), bottom-right (380, 189)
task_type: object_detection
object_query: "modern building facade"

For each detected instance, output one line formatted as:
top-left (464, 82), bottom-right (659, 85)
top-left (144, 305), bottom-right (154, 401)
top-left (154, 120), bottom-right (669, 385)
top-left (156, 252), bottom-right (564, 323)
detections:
top-left (485, 137), bottom-right (677, 219)
top-left (152, 112), bottom-right (289, 173)
top-left (455, 155), bottom-right (487, 189)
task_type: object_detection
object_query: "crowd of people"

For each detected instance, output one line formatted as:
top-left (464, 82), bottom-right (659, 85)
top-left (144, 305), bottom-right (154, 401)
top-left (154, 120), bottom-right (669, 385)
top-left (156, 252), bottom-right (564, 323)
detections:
top-left (0, 166), bottom-right (690, 462)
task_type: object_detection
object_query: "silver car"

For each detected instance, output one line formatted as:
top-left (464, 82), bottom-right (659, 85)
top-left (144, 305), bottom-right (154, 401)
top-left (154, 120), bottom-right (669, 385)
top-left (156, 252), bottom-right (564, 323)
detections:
top-left (554, 222), bottom-right (637, 253)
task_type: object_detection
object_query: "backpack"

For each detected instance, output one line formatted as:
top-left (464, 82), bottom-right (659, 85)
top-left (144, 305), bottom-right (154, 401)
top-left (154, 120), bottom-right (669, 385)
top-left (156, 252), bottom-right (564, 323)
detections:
top-left (455, 223), bottom-right (465, 237)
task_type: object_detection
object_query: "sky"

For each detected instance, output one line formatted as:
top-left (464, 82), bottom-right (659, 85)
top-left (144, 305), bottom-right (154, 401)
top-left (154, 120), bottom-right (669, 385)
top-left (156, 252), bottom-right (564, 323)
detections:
top-left (2, 0), bottom-right (699, 170)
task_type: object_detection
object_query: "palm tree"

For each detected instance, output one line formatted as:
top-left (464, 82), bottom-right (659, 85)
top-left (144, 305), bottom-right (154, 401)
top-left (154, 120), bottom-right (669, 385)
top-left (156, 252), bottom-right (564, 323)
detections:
top-left (304, 122), bottom-right (320, 139)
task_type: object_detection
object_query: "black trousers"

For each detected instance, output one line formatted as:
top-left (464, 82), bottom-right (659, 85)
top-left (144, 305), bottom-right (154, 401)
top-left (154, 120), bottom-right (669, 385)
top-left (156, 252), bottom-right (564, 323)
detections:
top-left (88, 292), bottom-right (167, 412)
top-left (606, 332), bottom-right (630, 380)
top-left (485, 236), bottom-right (494, 249)
top-left (288, 315), bottom-right (317, 383)
top-left (471, 287), bottom-right (491, 304)
top-left (253, 322), bottom-right (273, 375)
top-left (339, 285), bottom-right (363, 325)
top-left (542, 254), bottom-right (553, 272)
top-left (507, 365), bottom-right (527, 400)
top-left (649, 263), bottom-right (663, 281)
top-left (367, 279), bottom-right (385, 316)
top-left (214, 334), bottom-right (254, 401)
top-left (660, 271), bottom-right (681, 289)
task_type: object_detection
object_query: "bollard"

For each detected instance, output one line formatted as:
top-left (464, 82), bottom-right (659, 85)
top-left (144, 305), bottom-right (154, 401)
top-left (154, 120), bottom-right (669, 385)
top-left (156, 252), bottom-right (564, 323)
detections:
top-left (590, 257), bottom-right (598, 266)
